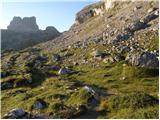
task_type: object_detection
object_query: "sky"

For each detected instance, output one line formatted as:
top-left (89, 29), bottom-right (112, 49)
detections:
top-left (1, 0), bottom-right (98, 32)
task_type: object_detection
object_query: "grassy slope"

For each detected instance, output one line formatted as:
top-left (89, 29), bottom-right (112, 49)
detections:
top-left (1, 42), bottom-right (159, 118)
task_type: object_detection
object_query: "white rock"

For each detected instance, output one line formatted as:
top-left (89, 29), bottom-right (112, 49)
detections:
top-left (147, 8), bottom-right (154, 13)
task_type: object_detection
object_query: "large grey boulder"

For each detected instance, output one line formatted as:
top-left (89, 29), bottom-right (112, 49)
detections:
top-left (126, 51), bottom-right (159, 68)
top-left (3, 108), bottom-right (26, 119)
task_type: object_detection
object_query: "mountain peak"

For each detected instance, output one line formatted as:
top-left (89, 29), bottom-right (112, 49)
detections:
top-left (7, 16), bottom-right (39, 32)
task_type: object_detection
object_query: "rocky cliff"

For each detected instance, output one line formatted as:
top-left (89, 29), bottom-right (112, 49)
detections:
top-left (2, 17), bottom-right (60, 50)
top-left (75, 0), bottom-right (114, 24)
top-left (7, 16), bottom-right (39, 32)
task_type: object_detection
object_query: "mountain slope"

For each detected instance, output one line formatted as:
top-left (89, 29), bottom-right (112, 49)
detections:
top-left (1, 1), bottom-right (159, 119)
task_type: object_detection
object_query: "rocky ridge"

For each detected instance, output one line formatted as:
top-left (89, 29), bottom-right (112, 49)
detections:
top-left (7, 16), bottom-right (39, 32)
top-left (1, 16), bottom-right (60, 50)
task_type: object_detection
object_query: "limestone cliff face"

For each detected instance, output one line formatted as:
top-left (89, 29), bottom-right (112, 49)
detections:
top-left (7, 16), bottom-right (39, 32)
top-left (75, 0), bottom-right (115, 24)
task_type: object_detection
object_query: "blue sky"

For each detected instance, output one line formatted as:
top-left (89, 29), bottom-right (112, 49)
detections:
top-left (1, 0), bottom-right (98, 32)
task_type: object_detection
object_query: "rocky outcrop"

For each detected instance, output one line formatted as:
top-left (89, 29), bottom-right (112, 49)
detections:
top-left (126, 51), bottom-right (159, 69)
top-left (2, 16), bottom-right (60, 50)
top-left (75, 0), bottom-right (115, 24)
top-left (75, 2), bottom-right (105, 24)
top-left (7, 16), bottom-right (39, 32)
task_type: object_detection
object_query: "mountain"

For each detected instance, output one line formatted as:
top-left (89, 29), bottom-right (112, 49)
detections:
top-left (7, 16), bottom-right (39, 32)
top-left (1, 0), bottom-right (159, 119)
top-left (1, 16), bottom-right (60, 51)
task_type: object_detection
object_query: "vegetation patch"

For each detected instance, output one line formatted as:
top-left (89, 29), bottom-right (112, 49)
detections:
top-left (107, 91), bottom-right (158, 111)
top-left (67, 87), bottom-right (92, 106)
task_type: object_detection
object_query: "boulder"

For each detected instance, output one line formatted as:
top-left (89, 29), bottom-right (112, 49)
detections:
top-left (27, 78), bottom-right (33, 84)
top-left (1, 82), bottom-right (13, 90)
top-left (142, 13), bottom-right (158, 23)
top-left (3, 108), bottom-right (25, 119)
top-left (129, 21), bottom-right (147, 32)
top-left (1, 71), bottom-right (7, 78)
top-left (147, 8), bottom-right (156, 13)
top-left (91, 50), bottom-right (108, 59)
top-left (58, 67), bottom-right (72, 75)
top-left (114, 55), bottom-right (125, 62)
top-left (117, 46), bottom-right (131, 53)
top-left (33, 99), bottom-right (47, 109)
top-left (2, 108), bottom-right (43, 119)
top-left (126, 51), bottom-right (159, 68)
top-left (83, 86), bottom-right (100, 102)
top-left (67, 86), bottom-right (100, 106)
top-left (36, 55), bottom-right (48, 62)
top-left (76, 105), bottom-right (88, 114)
top-left (103, 56), bottom-right (115, 63)
top-left (46, 65), bottom-right (60, 71)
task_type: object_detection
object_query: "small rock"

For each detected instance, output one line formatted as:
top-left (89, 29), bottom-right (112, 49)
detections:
top-left (83, 86), bottom-right (99, 101)
top-left (53, 54), bottom-right (61, 62)
top-left (27, 78), bottom-right (32, 84)
top-left (147, 8), bottom-right (155, 13)
top-left (114, 55), bottom-right (125, 62)
top-left (58, 67), bottom-right (73, 75)
top-left (73, 62), bottom-right (79, 66)
top-left (155, 10), bottom-right (159, 15)
top-left (103, 56), bottom-right (115, 63)
top-left (133, 6), bottom-right (142, 11)
top-left (76, 105), bottom-right (87, 114)
top-left (92, 50), bottom-right (108, 59)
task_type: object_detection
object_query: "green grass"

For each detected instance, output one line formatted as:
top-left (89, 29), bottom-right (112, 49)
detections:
top-left (98, 92), bottom-right (158, 119)
top-left (67, 87), bottom-right (92, 106)
top-left (1, 42), bottom-right (159, 118)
